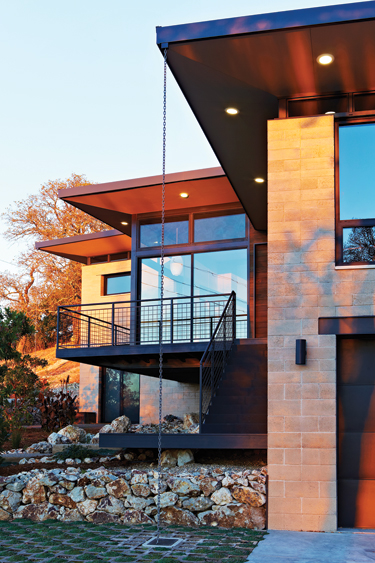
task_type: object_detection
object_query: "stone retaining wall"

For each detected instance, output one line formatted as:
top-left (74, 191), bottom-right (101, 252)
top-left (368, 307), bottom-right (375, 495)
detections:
top-left (0, 466), bottom-right (267, 529)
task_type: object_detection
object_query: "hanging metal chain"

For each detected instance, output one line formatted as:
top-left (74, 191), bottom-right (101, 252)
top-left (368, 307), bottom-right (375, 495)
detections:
top-left (156, 46), bottom-right (167, 543)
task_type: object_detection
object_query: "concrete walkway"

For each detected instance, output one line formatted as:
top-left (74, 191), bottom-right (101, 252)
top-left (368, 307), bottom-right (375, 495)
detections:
top-left (247, 530), bottom-right (375, 563)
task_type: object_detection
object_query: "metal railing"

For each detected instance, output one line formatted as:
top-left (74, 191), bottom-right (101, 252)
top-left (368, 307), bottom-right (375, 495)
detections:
top-left (199, 291), bottom-right (236, 427)
top-left (57, 293), bottom-right (246, 349)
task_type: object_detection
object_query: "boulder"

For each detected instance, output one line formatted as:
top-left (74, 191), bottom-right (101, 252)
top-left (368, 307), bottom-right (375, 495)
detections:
top-left (91, 433), bottom-right (100, 445)
top-left (231, 486), bottom-right (266, 507)
top-left (85, 485), bottom-right (107, 499)
top-left (6, 480), bottom-right (27, 492)
top-left (0, 508), bottom-right (11, 521)
top-left (182, 497), bottom-right (214, 512)
top-left (86, 511), bottom-right (120, 524)
top-left (58, 480), bottom-right (75, 491)
top-left (125, 496), bottom-right (150, 511)
top-left (47, 432), bottom-right (72, 445)
top-left (199, 477), bottom-right (220, 497)
top-left (98, 424), bottom-right (112, 434)
top-left (198, 503), bottom-right (266, 530)
top-left (168, 478), bottom-right (200, 497)
top-left (68, 487), bottom-right (85, 503)
top-left (177, 449), bottom-right (194, 467)
top-left (22, 478), bottom-right (46, 505)
top-left (157, 506), bottom-right (198, 527)
top-left (106, 479), bottom-right (131, 498)
top-left (249, 481), bottom-right (266, 494)
top-left (58, 425), bottom-right (86, 443)
top-left (183, 413), bottom-right (199, 429)
top-left (159, 492), bottom-right (178, 508)
top-left (38, 473), bottom-right (59, 487)
top-left (110, 415), bottom-right (131, 433)
top-left (211, 487), bottom-right (233, 506)
top-left (122, 509), bottom-right (154, 524)
top-left (131, 484), bottom-right (150, 498)
top-left (49, 493), bottom-right (77, 509)
top-left (77, 499), bottom-right (98, 516)
top-left (26, 441), bottom-right (52, 454)
top-left (59, 508), bottom-right (84, 522)
top-left (16, 503), bottom-right (60, 522)
top-left (160, 450), bottom-right (177, 467)
top-left (0, 490), bottom-right (22, 512)
top-left (97, 496), bottom-right (124, 515)
top-left (149, 478), bottom-right (167, 495)
top-left (130, 471), bottom-right (148, 485)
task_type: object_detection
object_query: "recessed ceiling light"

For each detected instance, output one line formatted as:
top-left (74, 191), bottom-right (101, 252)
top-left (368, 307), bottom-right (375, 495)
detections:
top-left (225, 107), bottom-right (239, 115)
top-left (180, 192), bottom-right (189, 198)
top-left (325, 111), bottom-right (336, 115)
top-left (121, 221), bottom-right (128, 225)
top-left (255, 178), bottom-right (265, 183)
top-left (317, 53), bottom-right (334, 65)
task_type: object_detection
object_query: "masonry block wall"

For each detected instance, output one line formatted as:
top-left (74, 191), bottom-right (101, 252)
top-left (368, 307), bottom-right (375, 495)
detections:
top-left (139, 377), bottom-right (200, 424)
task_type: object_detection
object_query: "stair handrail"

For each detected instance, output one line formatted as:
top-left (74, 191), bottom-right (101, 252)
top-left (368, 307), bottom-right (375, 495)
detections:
top-left (199, 291), bottom-right (236, 429)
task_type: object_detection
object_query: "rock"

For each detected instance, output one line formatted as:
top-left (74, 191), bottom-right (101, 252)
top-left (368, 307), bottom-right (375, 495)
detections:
top-left (65, 459), bottom-right (75, 465)
top-left (49, 493), bottom-right (77, 509)
top-left (160, 450), bottom-right (178, 467)
top-left (131, 471), bottom-right (148, 485)
top-left (122, 509), bottom-right (153, 524)
top-left (110, 415), bottom-right (131, 433)
top-left (68, 487), bottom-right (85, 503)
top-left (168, 478), bottom-right (200, 497)
top-left (6, 481), bottom-right (26, 492)
top-left (39, 474), bottom-right (59, 487)
top-left (131, 484), bottom-right (150, 498)
top-left (16, 503), bottom-right (60, 522)
top-left (50, 485), bottom-right (67, 494)
top-left (26, 441), bottom-right (52, 454)
top-left (19, 459), bottom-right (28, 465)
top-left (77, 476), bottom-right (91, 487)
top-left (222, 476), bottom-right (235, 488)
top-left (164, 414), bottom-right (182, 423)
top-left (58, 480), bottom-right (75, 491)
top-left (249, 481), bottom-right (266, 494)
top-left (200, 477), bottom-right (220, 497)
top-left (22, 478), bottom-right (46, 505)
top-left (159, 492), bottom-right (178, 508)
top-left (177, 449), bottom-right (194, 467)
top-left (91, 433), bottom-right (100, 444)
top-left (188, 423), bottom-right (199, 434)
top-left (231, 486), bottom-right (266, 507)
top-left (85, 485), bottom-right (107, 499)
top-left (48, 432), bottom-right (71, 445)
top-left (77, 499), bottom-right (98, 516)
top-left (149, 479), bottom-right (167, 495)
top-left (182, 497), bottom-right (214, 512)
top-left (157, 506), bottom-right (198, 527)
top-left (84, 458), bottom-right (94, 464)
top-left (183, 413), bottom-right (199, 429)
top-left (97, 496), bottom-right (124, 515)
top-left (86, 511), bottom-right (120, 524)
top-left (59, 508), bottom-right (84, 522)
top-left (106, 479), bottom-right (131, 498)
top-left (137, 454), bottom-right (146, 461)
top-left (211, 487), bottom-right (233, 506)
top-left (198, 503), bottom-right (266, 530)
top-left (124, 452), bottom-right (134, 461)
top-left (58, 425), bottom-right (86, 443)
top-left (0, 490), bottom-right (22, 512)
top-left (0, 508), bottom-right (11, 521)
top-left (125, 496), bottom-right (150, 511)
top-left (98, 424), bottom-right (112, 434)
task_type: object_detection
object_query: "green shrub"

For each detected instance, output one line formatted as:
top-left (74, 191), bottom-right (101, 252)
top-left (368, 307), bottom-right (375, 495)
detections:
top-left (53, 444), bottom-right (118, 461)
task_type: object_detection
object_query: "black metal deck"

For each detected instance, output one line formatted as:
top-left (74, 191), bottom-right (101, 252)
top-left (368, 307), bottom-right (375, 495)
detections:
top-left (99, 432), bottom-right (267, 449)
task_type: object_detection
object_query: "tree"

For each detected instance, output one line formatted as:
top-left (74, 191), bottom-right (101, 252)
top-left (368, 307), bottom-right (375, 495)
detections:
top-left (0, 308), bottom-right (47, 440)
top-left (343, 226), bottom-right (375, 263)
top-left (0, 174), bottom-right (108, 349)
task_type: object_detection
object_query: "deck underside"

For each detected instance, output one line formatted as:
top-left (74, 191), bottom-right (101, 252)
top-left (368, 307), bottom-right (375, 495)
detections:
top-left (99, 432), bottom-right (267, 449)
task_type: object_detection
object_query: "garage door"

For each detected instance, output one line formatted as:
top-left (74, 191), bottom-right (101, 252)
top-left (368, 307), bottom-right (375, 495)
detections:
top-left (338, 337), bottom-right (375, 528)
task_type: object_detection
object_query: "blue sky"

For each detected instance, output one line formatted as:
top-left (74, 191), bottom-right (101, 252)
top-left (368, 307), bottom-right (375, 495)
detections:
top-left (0, 0), bottom-right (357, 268)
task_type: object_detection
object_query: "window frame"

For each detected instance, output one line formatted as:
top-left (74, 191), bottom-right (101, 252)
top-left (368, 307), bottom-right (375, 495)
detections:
top-left (335, 116), bottom-right (375, 266)
top-left (103, 272), bottom-right (131, 296)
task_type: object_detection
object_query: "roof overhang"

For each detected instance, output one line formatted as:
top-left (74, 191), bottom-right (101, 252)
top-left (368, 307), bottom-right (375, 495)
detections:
top-left (156, 1), bottom-right (375, 230)
top-left (58, 167), bottom-right (240, 232)
top-left (35, 230), bottom-right (131, 265)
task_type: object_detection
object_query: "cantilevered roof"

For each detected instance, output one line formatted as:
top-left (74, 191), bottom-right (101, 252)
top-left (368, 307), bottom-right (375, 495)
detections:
top-left (35, 230), bottom-right (131, 265)
top-left (58, 167), bottom-right (240, 232)
top-left (156, 1), bottom-right (375, 230)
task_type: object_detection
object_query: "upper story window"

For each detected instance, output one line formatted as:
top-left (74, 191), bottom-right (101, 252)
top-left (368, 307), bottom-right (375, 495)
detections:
top-left (194, 212), bottom-right (246, 243)
top-left (140, 218), bottom-right (188, 248)
top-left (104, 273), bottom-right (131, 295)
top-left (336, 119), bottom-right (375, 265)
top-left (285, 91), bottom-right (375, 118)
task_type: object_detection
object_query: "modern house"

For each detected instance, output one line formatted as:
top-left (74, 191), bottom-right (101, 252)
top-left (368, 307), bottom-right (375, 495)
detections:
top-left (36, 0), bottom-right (375, 533)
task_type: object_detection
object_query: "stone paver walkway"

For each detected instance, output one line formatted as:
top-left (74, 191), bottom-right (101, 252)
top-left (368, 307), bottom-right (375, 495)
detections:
top-left (246, 529), bottom-right (375, 563)
top-left (0, 520), bottom-right (265, 562)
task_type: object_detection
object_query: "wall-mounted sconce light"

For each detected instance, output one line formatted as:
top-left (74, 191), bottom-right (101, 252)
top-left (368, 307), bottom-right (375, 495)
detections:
top-left (296, 339), bottom-right (306, 365)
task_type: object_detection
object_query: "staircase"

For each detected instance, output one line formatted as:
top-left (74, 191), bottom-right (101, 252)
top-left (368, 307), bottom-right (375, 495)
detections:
top-left (201, 342), bottom-right (267, 434)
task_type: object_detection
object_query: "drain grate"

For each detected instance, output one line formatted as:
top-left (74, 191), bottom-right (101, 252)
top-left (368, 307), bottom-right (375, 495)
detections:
top-left (142, 537), bottom-right (183, 548)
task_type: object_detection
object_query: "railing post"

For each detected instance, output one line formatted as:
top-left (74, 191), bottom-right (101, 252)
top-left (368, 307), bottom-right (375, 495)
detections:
top-left (190, 296), bottom-right (194, 343)
top-left (112, 303), bottom-right (115, 346)
top-left (223, 317), bottom-right (226, 373)
top-left (211, 340), bottom-right (215, 401)
top-left (56, 307), bottom-right (60, 350)
top-left (170, 298), bottom-right (173, 344)
top-left (199, 360), bottom-right (203, 432)
top-left (87, 317), bottom-right (91, 348)
top-left (232, 291), bottom-right (236, 341)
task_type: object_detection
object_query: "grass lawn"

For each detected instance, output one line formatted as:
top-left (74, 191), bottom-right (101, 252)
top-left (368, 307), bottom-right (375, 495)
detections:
top-left (0, 521), bottom-right (266, 562)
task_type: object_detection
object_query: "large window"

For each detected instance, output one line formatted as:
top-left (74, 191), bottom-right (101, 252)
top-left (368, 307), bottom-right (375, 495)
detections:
top-left (194, 213), bottom-right (246, 243)
top-left (140, 218), bottom-right (189, 248)
top-left (337, 120), bottom-right (375, 264)
top-left (102, 369), bottom-right (139, 423)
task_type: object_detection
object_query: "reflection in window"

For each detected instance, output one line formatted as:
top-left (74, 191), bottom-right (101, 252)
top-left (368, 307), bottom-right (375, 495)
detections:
top-left (288, 96), bottom-right (347, 117)
top-left (343, 227), bottom-right (375, 263)
top-left (194, 214), bottom-right (246, 242)
top-left (141, 255), bottom-right (192, 300)
top-left (105, 273), bottom-right (131, 295)
top-left (140, 220), bottom-right (188, 247)
top-left (102, 369), bottom-right (139, 423)
top-left (339, 123), bottom-right (375, 220)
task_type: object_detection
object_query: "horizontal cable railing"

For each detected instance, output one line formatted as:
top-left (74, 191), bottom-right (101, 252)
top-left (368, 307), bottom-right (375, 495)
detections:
top-left (57, 293), bottom-right (247, 350)
top-left (199, 291), bottom-right (236, 427)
